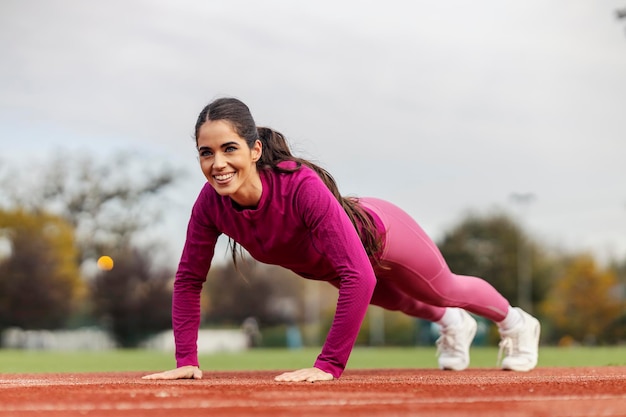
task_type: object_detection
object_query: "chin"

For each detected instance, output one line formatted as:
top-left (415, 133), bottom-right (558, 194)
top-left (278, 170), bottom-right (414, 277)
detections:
top-left (209, 182), bottom-right (236, 198)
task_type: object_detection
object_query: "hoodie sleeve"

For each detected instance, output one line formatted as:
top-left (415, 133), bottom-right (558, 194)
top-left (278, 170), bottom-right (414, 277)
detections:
top-left (172, 187), bottom-right (221, 368)
top-left (294, 175), bottom-right (376, 378)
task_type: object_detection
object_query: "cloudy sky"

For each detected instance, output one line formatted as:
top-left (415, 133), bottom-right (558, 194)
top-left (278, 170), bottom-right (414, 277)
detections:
top-left (1, 0), bottom-right (626, 265)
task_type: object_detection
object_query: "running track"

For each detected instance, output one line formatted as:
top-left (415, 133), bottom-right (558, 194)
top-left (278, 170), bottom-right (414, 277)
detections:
top-left (0, 367), bottom-right (625, 416)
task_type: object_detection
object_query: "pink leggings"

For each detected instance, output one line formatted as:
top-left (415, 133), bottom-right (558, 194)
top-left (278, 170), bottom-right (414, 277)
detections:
top-left (358, 198), bottom-right (510, 322)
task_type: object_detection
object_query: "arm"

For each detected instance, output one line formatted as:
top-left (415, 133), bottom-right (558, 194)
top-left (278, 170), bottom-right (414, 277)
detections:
top-left (144, 190), bottom-right (220, 380)
top-left (276, 176), bottom-right (377, 381)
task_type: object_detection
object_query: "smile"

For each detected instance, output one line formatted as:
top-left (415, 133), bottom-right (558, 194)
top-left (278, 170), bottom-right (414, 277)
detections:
top-left (213, 172), bottom-right (235, 183)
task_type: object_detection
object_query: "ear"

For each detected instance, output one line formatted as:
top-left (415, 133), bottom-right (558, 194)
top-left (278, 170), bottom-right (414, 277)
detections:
top-left (251, 139), bottom-right (262, 162)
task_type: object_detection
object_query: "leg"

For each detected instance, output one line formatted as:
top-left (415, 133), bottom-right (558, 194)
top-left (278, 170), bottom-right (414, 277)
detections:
top-left (327, 277), bottom-right (444, 321)
top-left (368, 276), bottom-right (477, 371)
top-left (330, 266), bottom-right (450, 323)
top-left (369, 277), bottom-right (446, 322)
top-left (362, 197), bottom-right (509, 321)
top-left (361, 197), bottom-right (539, 371)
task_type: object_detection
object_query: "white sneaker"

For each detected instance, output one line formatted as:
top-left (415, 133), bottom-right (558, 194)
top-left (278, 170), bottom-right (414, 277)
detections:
top-left (498, 308), bottom-right (540, 371)
top-left (436, 309), bottom-right (477, 371)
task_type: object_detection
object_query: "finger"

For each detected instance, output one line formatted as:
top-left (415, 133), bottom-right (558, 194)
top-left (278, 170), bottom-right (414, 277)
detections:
top-left (277, 371), bottom-right (309, 381)
top-left (305, 373), bottom-right (333, 383)
top-left (275, 368), bottom-right (333, 383)
top-left (142, 367), bottom-right (199, 380)
top-left (273, 373), bottom-right (292, 382)
top-left (274, 372), bottom-right (301, 382)
top-left (142, 373), bottom-right (166, 380)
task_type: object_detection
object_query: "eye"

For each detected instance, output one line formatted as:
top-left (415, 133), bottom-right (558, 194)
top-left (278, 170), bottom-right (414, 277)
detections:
top-left (198, 149), bottom-right (213, 158)
top-left (225, 145), bottom-right (238, 153)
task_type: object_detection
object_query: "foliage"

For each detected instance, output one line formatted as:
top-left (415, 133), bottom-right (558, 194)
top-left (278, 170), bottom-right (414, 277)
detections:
top-left (541, 254), bottom-right (625, 344)
top-left (0, 152), bottom-right (180, 340)
top-left (90, 246), bottom-right (174, 347)
top-left (0, 209), bottom-right (83, 330)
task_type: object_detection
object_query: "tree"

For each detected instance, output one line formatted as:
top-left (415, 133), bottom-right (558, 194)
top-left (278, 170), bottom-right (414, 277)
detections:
top-left (90, 246), bottom-right (174, 347)
top-left (0, 209), bottom-right (83, 330)
top-left (0, 151), bottom-right (181, 338)
top-left (541, 254), bottom-right (624, 344)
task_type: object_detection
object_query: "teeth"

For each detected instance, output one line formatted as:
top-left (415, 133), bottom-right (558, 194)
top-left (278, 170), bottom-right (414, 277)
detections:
top-left (214, 173), bottom-right (235, 181)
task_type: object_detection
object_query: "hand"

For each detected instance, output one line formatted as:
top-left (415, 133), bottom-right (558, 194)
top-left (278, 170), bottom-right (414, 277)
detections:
top-left (142, 365), bottom-right (203, 380)
top-left (274, 367), bottom-right (334, 383)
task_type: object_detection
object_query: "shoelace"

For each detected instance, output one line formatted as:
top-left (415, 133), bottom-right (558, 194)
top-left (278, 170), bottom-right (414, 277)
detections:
top-left (497, 336), bottom-right (514, 366)
top-left (435, 333), bottom-right (457, 357)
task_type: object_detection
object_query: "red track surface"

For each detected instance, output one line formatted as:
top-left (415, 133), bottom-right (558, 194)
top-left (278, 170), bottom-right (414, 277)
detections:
top-left (1, 367), bottom-right (625, 417)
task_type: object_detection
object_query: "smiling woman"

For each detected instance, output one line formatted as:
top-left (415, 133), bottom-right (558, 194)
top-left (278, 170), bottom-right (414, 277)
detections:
top-left (142, 97), bottom-right (540, 384)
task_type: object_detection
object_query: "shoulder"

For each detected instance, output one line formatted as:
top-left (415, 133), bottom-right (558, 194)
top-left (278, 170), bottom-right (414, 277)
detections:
top-left (291, 168), bottom-right (343, 217)
top-left (264, 162), bottom-right (325, 189)
top-left (262, 163), bottom-right (336, 210)
top-left (196, 181), bottom-right (220, 204)
top-left (190, 182), bottom-right (228, 220)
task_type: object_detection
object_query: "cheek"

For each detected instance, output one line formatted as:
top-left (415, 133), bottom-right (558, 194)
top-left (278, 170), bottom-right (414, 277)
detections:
top-left (199, 160), bottom-right (212, 176)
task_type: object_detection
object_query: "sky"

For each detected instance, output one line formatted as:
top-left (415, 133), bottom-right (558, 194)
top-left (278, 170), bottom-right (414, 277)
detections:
top-left (1, 0), bottom-right (626, 266)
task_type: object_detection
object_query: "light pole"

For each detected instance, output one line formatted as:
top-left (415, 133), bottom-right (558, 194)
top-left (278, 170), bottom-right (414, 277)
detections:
top-left (510, 193), bottom-right (535, 314)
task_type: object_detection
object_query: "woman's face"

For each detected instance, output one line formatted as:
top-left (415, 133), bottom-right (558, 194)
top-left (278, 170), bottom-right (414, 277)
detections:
top-left (196, 120), bottom-right (262, 207)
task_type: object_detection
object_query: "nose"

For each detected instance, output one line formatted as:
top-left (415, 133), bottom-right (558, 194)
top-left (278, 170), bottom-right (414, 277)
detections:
top-left (213, 151), bottom-right (227, 169)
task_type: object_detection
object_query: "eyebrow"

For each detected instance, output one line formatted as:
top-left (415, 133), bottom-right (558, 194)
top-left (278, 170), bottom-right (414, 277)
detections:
top-left (197, 141), bottom-right (239, 151)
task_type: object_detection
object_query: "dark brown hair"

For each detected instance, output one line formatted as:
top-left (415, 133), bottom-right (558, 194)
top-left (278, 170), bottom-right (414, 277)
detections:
top-left (194, 97), bottom-right (383, 265)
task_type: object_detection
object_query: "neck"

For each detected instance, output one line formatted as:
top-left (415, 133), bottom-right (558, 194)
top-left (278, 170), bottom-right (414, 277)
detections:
top-left (231, 172), bottom-right (263, 208)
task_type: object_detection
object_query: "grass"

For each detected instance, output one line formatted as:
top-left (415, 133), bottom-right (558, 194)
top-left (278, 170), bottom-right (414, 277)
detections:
top-left (1, 346), bottom-right (625, 374)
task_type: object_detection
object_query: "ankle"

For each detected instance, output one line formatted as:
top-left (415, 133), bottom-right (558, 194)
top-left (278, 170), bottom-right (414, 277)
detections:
top-left (497, 307), bottom-right (523, 332)
top-left (437, 308), bottom-right (463, 329)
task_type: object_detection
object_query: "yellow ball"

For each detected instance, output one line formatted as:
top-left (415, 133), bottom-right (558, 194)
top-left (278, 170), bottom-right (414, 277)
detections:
top-left (97, 255), bottom-right (114, 271)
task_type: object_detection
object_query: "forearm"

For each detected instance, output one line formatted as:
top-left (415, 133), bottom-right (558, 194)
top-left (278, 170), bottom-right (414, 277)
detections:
top-left (173, 278), bottom-right (204, 367)
top-left (314, 274), bottom-right (376, 378)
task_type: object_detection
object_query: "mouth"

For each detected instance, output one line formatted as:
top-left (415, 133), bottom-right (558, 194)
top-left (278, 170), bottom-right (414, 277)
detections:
top-left (213, 172), bottom-right (236, 184)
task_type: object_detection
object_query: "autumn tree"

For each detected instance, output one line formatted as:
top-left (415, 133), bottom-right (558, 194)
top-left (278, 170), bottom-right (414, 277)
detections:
top-left (0, 209), bottom-right (83, 330)
top-left (541, 254), bottom-right (624, 344)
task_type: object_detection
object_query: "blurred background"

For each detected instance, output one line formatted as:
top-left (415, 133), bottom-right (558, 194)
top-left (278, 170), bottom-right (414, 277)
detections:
top-left (1, 1), bottom-right (625, 353)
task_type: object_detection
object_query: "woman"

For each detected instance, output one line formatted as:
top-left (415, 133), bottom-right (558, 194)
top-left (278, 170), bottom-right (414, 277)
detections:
top-left (143, 97), bottom-right (540, 383)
